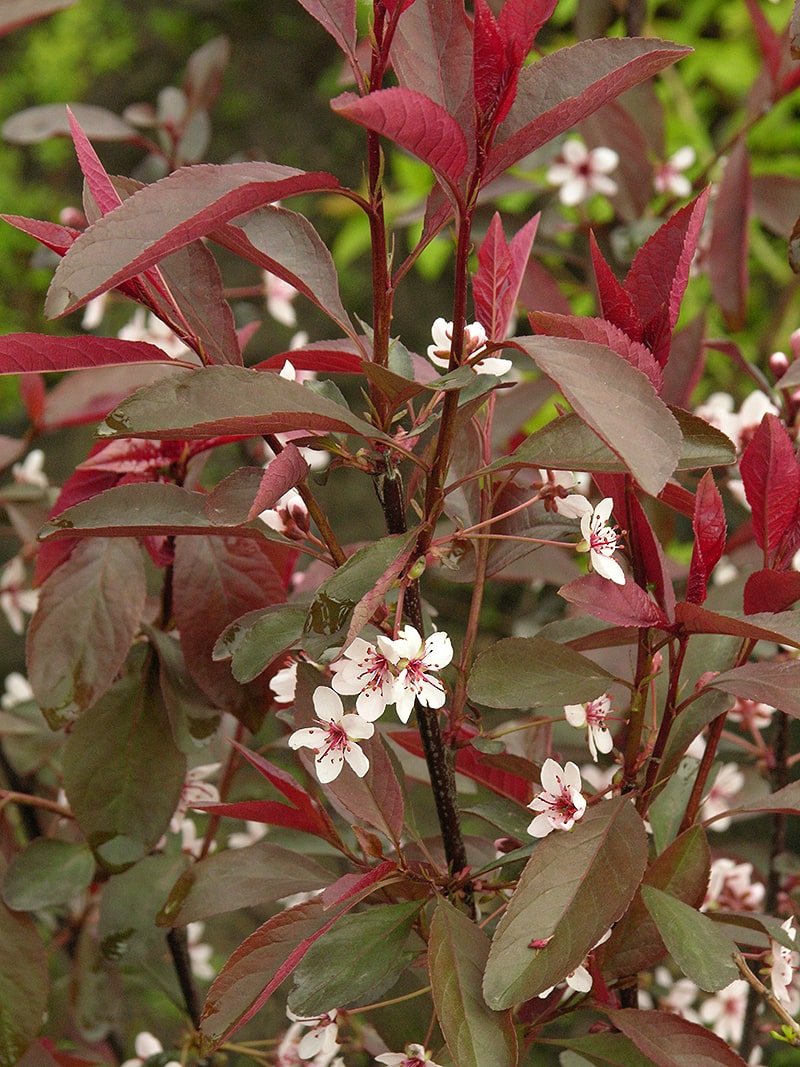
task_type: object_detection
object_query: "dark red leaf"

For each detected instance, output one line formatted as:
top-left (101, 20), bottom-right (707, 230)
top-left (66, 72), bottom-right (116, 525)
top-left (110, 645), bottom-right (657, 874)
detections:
top-left (0, 334), bottom-right (178, 375)
top-left (68, 108), bottom-right (122, 216)
top-left (321, 859), bottom-right (399, 907)
top-left (744, 568), bottom-right (800, 614)
top-left (744, 0), bottom-right (784, 83)
top-left (708, 141), bottom-right (751, 332)
top-left (474, 213), bottom-right (539, 342)
top-left (580, 100), bottom-right (653, 223)
top-left (590, 234), bottom-right (643, 343)
top-left (2, 213), bottom-right (79, 255)
top-left (204, 448), bottom-right (309, 525)
top-left (739, 413), bottom-right (800, 559)
top-left (675, 602), bottom-right (800, 647)
top-left (607, 1008), bottom-right (749, 1067)
top-left (255, 343), bottom-right (364, 375)
top-left (686, 470), bottom-right (727, 605)
top-left (661, 313), bottom-right (706, 409)
top-left (559, 573), bottom-right (671, 629)
top-left (296, 0), bottom-right (357, 64)
top-left (473, 0), bottom-right (506, 121)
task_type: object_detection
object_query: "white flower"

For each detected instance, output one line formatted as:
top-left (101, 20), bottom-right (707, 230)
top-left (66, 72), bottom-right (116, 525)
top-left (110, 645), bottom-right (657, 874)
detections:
top-left (727, 697), bottom-right (775, 732)
top-left (169, 763), bottom-right (221, 832)
top-left (227, 820), bottom-right (269, 849)
top-left (536, 929), bottom-right (611, 999)
top-left (769, 917), bottom-right (798, 1005)
top-left (694, 390), bottom-right (778, 452)
top-left (426, 317), bottom-right (511, 376)
top-left (264, 270), bottom-right (299, 328)
top-left (330, 637), bottom-right (397, 721)
top-left (1, 671), bottom-right (33, 709)
top-left (117, 308), bottom-right (192, 361)
top-left (377, 625), bottom-right (453, 724)
top-left (699, 980), bottom-right (749, 1044)
top-left (187, 921), bottom-right (215, 981)
top-left (575, 497), bottom-right (626, 585)
top-left (547, 139), bottom-right (619, 206)
top-left (0, 556), bottom-right (38, 634)
top-left (527, 758), bottom-right (586, 837)
top-left (177, 817), bottom-right (214, 859)
top-left (260, 488), bottom-right (310, 539)
top-left (288, 687), bottom-right (373, 783)
top-left (284, 1009), bottom-right (340, 1064)
top-left (376, 1044), bottom-right (443, 1067)
top-left (653, 966), bottom-right (701, 1022)
top-left (12, 450), bottom-right (48, 489)
top-left (270, 662), bottom-right (298, 705)
top-left (81, 293), bottom-right (108, 330)
top-left (654, 146), bottom-right (696, 197)
top-left (121, 1032), bottom-right (180, 1067)
top-left (537, 469), bottom-right (591, 518)
top-left (564, 694), bottom-right (614, 762)
top-left (701, 762), bottom-right (744, 831)
top-left (703, 858), bottom-right (764, 912)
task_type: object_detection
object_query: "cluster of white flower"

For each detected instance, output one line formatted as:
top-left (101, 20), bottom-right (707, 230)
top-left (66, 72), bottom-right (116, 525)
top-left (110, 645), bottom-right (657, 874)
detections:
top-left (694, 389), bottom-right (778, 453)
top-left (427, 318), bottom-right (512, 377)
top-left (288, 626), bottom-right (452, 784)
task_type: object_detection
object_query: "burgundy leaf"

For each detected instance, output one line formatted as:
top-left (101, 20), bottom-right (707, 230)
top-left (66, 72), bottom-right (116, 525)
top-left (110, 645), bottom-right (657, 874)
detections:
top-left (295, 0), bottom-right (357, 64)
top-left (40, 364), bottom-right (181, 433)
top-left (686, 470), bottom-right (727, 605)
top-left (744, 0), bottom-right (784, 84)
top-left (590, 234), bottom-right (643, 343)
top-left (675, 602), bottom-right (800, 647)
top-left (0, 334), bottom-right (178, 376)
top-left (204, 447), bottom-right (309, 526)
top-left (580, 100), bottom-right (653, 223)
top-left (45, 162), bottom-right (342, 317)
top-left (485, 38), bottom-right (690, 184)
top-left (607, 1008), bottom-right (749, 1067)
top-left (711, 660), bottom-right (800, 719)
top-left (661, 312), bottom-right (706, 409)
top-left (624, 188), bottom-right (711, 366)
top-left (743, 568), bottom-right (800, 614)
top-left (474, 213), bottom-right (539, 341)
top-left (624, 486), bottom-right (677, 621)
top-left (183, 35), bottom-right (230, 113)
top-left (0, 0), bottom-right (75, 38)
top-left (473, 0), bottom-right (506, 123)
top-left (331, 88), bottom-right (468, 187)
top-left (2, 213), bottom-right (79, 255)
top-left (196, 798), bottom-right (337, 841)
top-left (559, 573), bottom-right (671, 630)
top-left (708, 141), bottom-right (751, 331)
top-left (67, 108), bottom-right (122, 216)
top-left (18, 373), bottom-right (45, 427)
top-left (739, 413), bottom-right (800, 559)
top-left (321, 859), bottom-right (399, 908)
top-left (256, 342), bottom-right (363, 375)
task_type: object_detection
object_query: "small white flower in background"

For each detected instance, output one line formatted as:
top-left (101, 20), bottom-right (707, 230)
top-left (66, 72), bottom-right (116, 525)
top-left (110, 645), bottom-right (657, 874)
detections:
top-left (701, 762), bottom-right (744, 831)
top-left (574, 497), bottom-right (626, 586)
top-left (227, 819), bottom-right (269, 850)
top-left (547, 139), bottom-right (619, 206)
top-left (769, 917), bottom-right (798, 1006)
top-left (699, 980), bottom-right (749, 1045)
top-left (177, 817), bottom-right (211, 859)
top-left (187, 921), bottom-right (215, 981)
top-left (564, 694), bottom-right (614, 762)
top-left (727, 697), bottom-right (775, 732)
top-left (169, 763), bottom-right (221, 833)
top-left (427, 317), bottom-right (511, 377)
top-left (12, 449), bottom-right (48, 489)
top-left (0, 557), bottom-right (38, 635)
top-left (694, 389), bottom-right (778, 452)
top-left (579, 762), bottom-right (615, 799)
top-left (536, 929), bottom-right (612, 999)
top-left (703, 858), bottom-right (765, 913)
top-left (260, 488), bottom-right (310, 540)
top-left (330, 637), bottom-right (398, 721)
top-left (264, 270), bottom-right (299, 328)
top-left (280, 359), bottom-right (317, 385)
top-left (81, 293), bottom-right (108, 330)
top-left (1, 671), bottom-right (34, 709)
top-left (536, 469), bottom-right (591, 518)
top-left (376, 1043), bottom-right (444, 1067)
top-left (285, 1008), bottom-right (341, 1063)
top-left (117, 307), bottom-right (192, 361)
top-left (270, 661), bottom-right (298, 705)
top-left (121, 1032), bottom-right (181, 1067)
top-left (527, 758), bottom-right (586, 837)
top-left (288, 687), bottom-right (373, 783)
top-left (379, 625), bottom-right (454, 724)
top-left (654, 146), bottom-right (696, 197)
top-left (651, 966), bottom-right (701, 1022)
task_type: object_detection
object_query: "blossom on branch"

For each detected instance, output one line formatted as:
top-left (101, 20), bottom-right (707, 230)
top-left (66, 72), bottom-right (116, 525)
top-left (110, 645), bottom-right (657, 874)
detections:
top-left (376, 1044), bottom-right (443, 1067)
top-left (654, 146), bottom-right (696, 197)
top-left (427, 317), bottom-right (511, 377)
top-left (564, 694), bottom-right (614, 761)
top-left (288, 687), bottom-right (373, 782)
top-left (121, 1033), bottom-right (180, 1067)
top-left (769, 917), bottom-right (798, 1006)
top-left (378, 625), bottom-right (454, 724)
top-left (527, 758), bottom-right (586, 837)
top-left (330, 637), bottom-right (398, 720)
top-left (547, 139), bottom-right (619, 206)
top-left (573, 497), bottom-right (626, 585)
top-left (0, 556), bottom-right (38, 634)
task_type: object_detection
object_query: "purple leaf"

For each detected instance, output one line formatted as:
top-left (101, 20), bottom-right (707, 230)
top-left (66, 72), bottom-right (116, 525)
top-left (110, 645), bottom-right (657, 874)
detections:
top-left (580, 100), bottom-right (653, 223)
top-left (559, 573), bottom-right (670, 629)
top-left (331, 88), bottom-right (468, 187)
top-left (296, 0), bottom-right (357, 65)
top-left (709, 141), bottom-right (751, 331)
top-left (711, 659), bottom-right (800, 719)
top-left (739, 413), bottom-right (800, 558)
top-left (485, 38), bottom-right (691, 183)
top-left (0, 902), bottom-right (48, 1067)
top-left (3, 101), bottom-right (134, 143)
top-left (607, 1009), bottom-right (749, 1067)
top-left (68, 107), bottom-right (122, 216)
top-left (0, 334), bottom-right (178, 375)
top-left (2, 212), bottom-right (78, 255)
top-left (183, 35), bottom-right (230, 113)
top-left (686, 470), bottom-right (727, 605)
top-left (474, 212), bottom-right (539, 341)
top-left (45, 162), bottom-right (342, 317)
top-left (204, 447), bottom-right (309, 525)
top-left (675, 602), bottom-right (800, 647)
top-left (0, 0), bottom-right (75, 38)
top-left (256, 341), bottom-right (364, 375)
top-left (590, 234), bottom-right (643, 343)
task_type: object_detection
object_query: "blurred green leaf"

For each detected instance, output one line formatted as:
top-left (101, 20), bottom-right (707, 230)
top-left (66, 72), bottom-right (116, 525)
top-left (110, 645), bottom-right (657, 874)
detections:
top-left (2, 839), bottom-right (94, 911)
top-left (641, 886), bottom-right (739, 991)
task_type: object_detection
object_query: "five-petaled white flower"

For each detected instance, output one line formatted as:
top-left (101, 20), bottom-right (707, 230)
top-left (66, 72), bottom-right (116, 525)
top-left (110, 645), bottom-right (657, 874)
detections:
top-left (0, 556), bottom-right (38, 634)
top-left (427, 317), bottom-right (511, 377)
top-left (378, 625), bottom-right (454, 724)
top-left (284, 1008), bottom-right (341, 1063)
top-left (330, 637), bottom-right (398, 721)
top-left (769, 917), bottom-right (798, 1005)
top-left (564, 694), bottom-right (614, 762)
top-left (547, 139), bottom-right (619, 206)
top-left (270, 661), bottom-right (298, 705)
top-left (289, 687), bottom-right (373, 783)
top-left (574, 497), bottom-right (626, 585)
top-left (12, 449), bottom-right (48, 489)
top-left (527, 758), bottom-right (586, 837)
top-left (654, 146), bottom-right (696, 197)
top-left (376, 1043), bottom-right (444, 1067)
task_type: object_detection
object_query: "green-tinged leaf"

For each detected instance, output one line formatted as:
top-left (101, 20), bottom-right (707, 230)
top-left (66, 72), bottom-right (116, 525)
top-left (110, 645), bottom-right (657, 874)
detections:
top-left (430, 899), bottom-right (518, 1067)
top-left (96, 365), bottom-right (387, 442)
top-left (709, 911), bottom-right (798, 954)
top-left (675, 603), bottom-right (800, 648)
top-left (290, 900), bottom-right (423, 1015)
top-left (71, 919), bottom-right (120, 1042)
top-left (0, 900), bottom-right (48, 1067)
top-left (213, 605), bottom-right (307, 684)
top-left (62, 665), bottom-right (186, 872)
top-left (725, 780), bottom-right (800, 818)
top-left (515, 337), bottom-right (681, 495)
top-left (302, 532), bottom-right (416, 658)
top-left (648, 757), bottom-right (701, 854)
top-left (158, 842), bottom-right (335, 927)
top-left (558, 1032), bottom-right (662, 1067)
top-left (2, 839), bottom-right (94, 911)
top-left (671, 409), bottom-right (737, 470)
top-left (483, 798), bottom-right (648, 1008)
top-left (660, 688), bottom-right (734, 785)
top-left (463, 799), bottom-right (535, 843)
top-left (144, 626), bottom-right (222, 752)
top-left (606, 1008), bottom-right (749, 1067)
top-left (97, 853), bottom-right (190, 960)
top-left (602, 827), bottom-right (710, 981)
top-left (641, 886), bottom-right (738, 991)
top-left (467, 636), bottom-right (617, 710)
top-left (26, 538), bottom-right (146, 727)
top-left (710, 660), bottom-right (800, 718)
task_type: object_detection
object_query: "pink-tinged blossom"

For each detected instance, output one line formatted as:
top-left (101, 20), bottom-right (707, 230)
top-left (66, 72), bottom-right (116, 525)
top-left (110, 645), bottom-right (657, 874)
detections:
top-left (654, 146), bottom-right (696, 197)
top-left (330, 637), bottom-right (397, 721)
top-left (378, 625), bottom-right (454, 724)
top-left (376, 1043), bottom-right (443, 1067)
top-left (769, 917), bottom-right (798, 1006)
top-left (564, 694), bottom-right (614, 762)
top-left (264, 270), bottom-right (299, 328)
top-left (536, 469), bottom-right (591, 518)
top-left (703, 858), bottom-right (765, 913)
top-left (547, 139), bottom-right (619, 206)
top-left (283, 1009), bottom-right (341, 1064)
top-left (727, 697), bottom-right (775, 732)
top-left (12, 449), bottom-right (48, 489)
top-left (121, 1033), bottom-right (180, 1067)
top-left (537, 929), bottom-right (612, 999)
top-left (427, 317), bottom-right (511, 377)
top-left (694, 390), bottom-right (778, 452)
top-left (270, 662), bottom-right (298, 705)
top-left (575, 497), bottom-right (626, 586)
top-left (701, 762), bottom-right (744, 831)
top-left (187, 921), bottom-right (215, 981)
top-left (527, 758), bottom-right (586, 837)
top-left (699, 980), bottom-right (749, 1044)
top-left (260, 488), bottom-right (310, 540)
top-left (288, 687), bottom-right (373, 783)
top-left (117, 307), bottom-right (193, 361)
top-left (170, 763), bottom-right (221, 832)
top-left (0, 556), bottom-right (38, 634)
